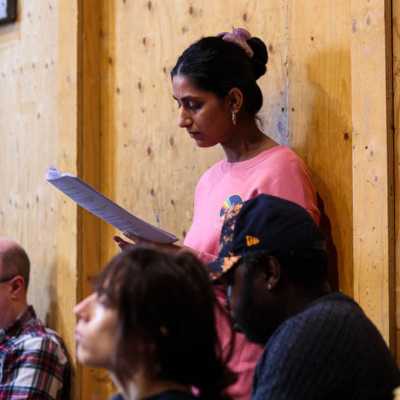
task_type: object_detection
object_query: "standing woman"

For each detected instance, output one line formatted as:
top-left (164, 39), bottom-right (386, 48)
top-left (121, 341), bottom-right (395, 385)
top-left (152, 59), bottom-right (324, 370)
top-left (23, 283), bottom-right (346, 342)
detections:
top-left (116, 28), bottom-right (320, 400)
top-left (74, 247), bottom-right (235, 400)
top-left (171, 28), bottom-right (319, 263)
top-left (171, 28), bottom-right (319, 400)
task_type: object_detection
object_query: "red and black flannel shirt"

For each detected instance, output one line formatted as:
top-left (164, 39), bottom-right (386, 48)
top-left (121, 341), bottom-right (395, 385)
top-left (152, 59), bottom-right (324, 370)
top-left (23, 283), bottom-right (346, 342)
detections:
top-left (0, 306), bottom-right (70, 399)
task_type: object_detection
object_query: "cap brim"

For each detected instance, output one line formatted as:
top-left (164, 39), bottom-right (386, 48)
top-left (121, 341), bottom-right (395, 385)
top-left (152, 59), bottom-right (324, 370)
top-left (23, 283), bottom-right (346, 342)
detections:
top-left (207, 254), bottom-right (242, 281)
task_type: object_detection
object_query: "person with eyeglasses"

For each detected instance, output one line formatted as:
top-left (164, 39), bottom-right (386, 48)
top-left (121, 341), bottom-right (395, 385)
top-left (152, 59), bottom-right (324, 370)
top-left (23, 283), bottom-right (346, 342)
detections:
top-left (0, 237), bottom-right (70, 399)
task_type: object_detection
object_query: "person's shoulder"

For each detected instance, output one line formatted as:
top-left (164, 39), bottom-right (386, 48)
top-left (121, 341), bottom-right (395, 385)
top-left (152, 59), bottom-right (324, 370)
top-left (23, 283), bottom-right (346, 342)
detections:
top-left (260, 145), bottom-right (305, 167)
top-left (291, 292), bottom-right (361, 328)
top-left (199, 159), bottom-right (225, 178)
top-left (14, 316), bottom-right (69, 365)
top-left (266, 293), bottom-right (360, 347)
top-left (303, 292), bottom-right (361, 320)
top-left (195, 159), bottom-right (225, 189)
top-left (256, 293), bottom-right (359, 375)
top-left (16, 331), bottom-right (68, 360)
top-left (272, 293), bottom-right (368, 354)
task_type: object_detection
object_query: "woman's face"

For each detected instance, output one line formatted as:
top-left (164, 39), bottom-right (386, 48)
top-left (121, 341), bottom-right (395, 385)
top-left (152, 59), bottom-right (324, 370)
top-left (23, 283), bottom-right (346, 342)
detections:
top-left (74, 293), bottom-right (118, 369)
top-left (172, 75), bottom-right (233, 147)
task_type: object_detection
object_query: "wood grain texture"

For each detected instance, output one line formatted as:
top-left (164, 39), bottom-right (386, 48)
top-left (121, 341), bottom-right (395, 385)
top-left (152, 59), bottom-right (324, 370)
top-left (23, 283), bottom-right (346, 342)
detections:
top-left (288, 0), bottom-right (353, 295)
top-left (351, 0), bottom-right (395, 346)
top-left (0, 0), bottom-right (78, 346)
top-left (0, 0), bottom-right (79, 390)
top-left (393, 0), bottom-right (400, 362)
top-left (77, 0), bottom-right (105, 399)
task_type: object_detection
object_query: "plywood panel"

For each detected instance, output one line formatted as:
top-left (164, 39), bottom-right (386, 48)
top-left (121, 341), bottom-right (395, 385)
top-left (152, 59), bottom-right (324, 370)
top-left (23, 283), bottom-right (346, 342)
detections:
top-left (393, 0), bottom-right (400, 361)
top-left (0, 0), bottom-right (79, 389)
top-left (82, 0), bottom-right (397, 396)
top-left (351, 0), bottom-right (394, 345)
top-left (288, 0), bottom-right (353, 294)
top-left (0, 0), bottom-right (59, 319)
top-left (55, 0), bottom-right (79, 360)
top-left (77, 0), bottom-right (103, 398)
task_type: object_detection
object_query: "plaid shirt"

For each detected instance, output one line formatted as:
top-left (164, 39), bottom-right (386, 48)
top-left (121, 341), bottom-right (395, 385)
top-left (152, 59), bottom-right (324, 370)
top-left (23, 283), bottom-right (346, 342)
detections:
top-left (0, 306), bottom-right (70, 399)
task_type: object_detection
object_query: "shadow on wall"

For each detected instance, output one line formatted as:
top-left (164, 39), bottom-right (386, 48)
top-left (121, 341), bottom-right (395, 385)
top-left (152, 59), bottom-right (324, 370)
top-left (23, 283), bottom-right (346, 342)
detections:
top-left (318, 194), bottom-right (339, 290)
top-left (296, 48), bottom-right (353, 294)
top-left (45, 260), bottom-right (56, 328)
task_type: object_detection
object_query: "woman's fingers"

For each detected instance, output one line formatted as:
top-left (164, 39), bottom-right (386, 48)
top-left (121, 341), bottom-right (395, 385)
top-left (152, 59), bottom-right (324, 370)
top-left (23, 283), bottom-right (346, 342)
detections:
top-left (113, 235), bottom-right (134, 250)
top-left (116, 233), bottom-right (183, 254)
top-left (123, 231), bottom-right (149, 244)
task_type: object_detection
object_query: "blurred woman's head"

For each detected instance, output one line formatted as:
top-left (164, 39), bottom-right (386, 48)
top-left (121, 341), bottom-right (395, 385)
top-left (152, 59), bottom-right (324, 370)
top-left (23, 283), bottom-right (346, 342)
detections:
top-left (74, 247), bottom-right (235, 399)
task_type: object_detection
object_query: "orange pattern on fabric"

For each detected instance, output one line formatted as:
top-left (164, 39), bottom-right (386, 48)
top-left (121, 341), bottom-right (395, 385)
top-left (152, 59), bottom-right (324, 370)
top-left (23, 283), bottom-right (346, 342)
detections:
top-left (246, 235), bottom-right (260, 247)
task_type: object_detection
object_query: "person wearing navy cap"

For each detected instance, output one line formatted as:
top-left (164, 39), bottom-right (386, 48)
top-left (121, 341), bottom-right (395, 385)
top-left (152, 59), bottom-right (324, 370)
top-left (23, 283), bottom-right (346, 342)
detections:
top-left (208, 194), bottom-right (400, 400)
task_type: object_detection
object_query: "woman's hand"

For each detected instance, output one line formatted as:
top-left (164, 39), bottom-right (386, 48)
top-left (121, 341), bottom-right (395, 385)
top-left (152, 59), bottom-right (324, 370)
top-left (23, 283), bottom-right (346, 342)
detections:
top-left (113, 231), bottom-right (189, 254)
top-left (113, 235), bottom-right (136, 251)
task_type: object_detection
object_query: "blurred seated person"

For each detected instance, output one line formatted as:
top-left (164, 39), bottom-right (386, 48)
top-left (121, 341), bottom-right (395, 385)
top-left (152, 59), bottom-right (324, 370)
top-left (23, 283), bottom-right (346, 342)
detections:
top-left (0, 237), bottom-right (70, 399)
top-left (74, 247), bottom-right (236, 400)
top-left (207, 195), bottom-right (400, 400)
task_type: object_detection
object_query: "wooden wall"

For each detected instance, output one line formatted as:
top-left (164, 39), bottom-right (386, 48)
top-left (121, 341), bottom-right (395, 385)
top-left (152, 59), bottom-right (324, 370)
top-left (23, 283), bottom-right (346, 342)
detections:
top-left (87, 1), bottom-right (354, 397)
top-left (288, 1), bottom-right (353, 294)
top-left (0, 1), bottom-right (398, 399)
top-left (98, 0), bottom-right (353, 292)
top-left (351, 0), bottom-right (395, 348)
top-left (393, 0), bottom-right (400, 363)
top-left (99, 0), bottom-right (290, 266)
top-left (0, 0), bottom-right (79, 356)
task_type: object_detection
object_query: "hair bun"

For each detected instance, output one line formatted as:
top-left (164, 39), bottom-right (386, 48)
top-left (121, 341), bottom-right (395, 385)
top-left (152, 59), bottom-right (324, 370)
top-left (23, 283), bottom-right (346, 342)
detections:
top-left (247, 37), bottom-right (268, 80)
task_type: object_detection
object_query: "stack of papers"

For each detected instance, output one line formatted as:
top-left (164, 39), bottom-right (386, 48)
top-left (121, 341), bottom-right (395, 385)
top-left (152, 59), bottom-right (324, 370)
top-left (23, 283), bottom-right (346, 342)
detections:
top-left (46, 167), bottom-right (178, 244)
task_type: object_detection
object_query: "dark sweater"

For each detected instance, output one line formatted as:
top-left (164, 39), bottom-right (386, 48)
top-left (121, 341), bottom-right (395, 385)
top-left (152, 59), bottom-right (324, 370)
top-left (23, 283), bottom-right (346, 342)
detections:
top-left (253, 292), bottom-right (400, 400)
top-left (111, 391), bottom-right (198, 400)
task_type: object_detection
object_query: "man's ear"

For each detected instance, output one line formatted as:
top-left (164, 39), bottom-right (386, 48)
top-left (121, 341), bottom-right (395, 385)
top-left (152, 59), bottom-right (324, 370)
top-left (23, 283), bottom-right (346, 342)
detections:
top-left (263, 256), bottom-right (281, 291)
top-left (227, 88), bottom-right (244, 114)
top-left (9, 276), bottom-right (26, 299)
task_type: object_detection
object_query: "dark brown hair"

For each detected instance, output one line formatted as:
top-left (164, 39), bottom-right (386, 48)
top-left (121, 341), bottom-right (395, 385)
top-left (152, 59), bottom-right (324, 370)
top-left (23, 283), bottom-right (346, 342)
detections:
top-left (95, 246), bottom-right (236, 400)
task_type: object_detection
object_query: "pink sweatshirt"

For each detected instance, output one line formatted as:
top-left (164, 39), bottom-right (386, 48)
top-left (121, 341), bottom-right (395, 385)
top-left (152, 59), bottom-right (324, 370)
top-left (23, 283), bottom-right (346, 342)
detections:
top-left (184, 146), bottom-right (320, 400)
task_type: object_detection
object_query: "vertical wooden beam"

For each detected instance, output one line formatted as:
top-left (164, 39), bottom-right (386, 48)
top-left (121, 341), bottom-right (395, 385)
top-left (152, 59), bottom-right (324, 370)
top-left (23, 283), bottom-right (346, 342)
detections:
top-left (351, 0), bottom-right (395, 347)
top-left (77, 0), bottom-right (102, 398)
top-left (392, 0), bottom-right (400, 363)
top-left (77, 0), bottom-right (101, 293)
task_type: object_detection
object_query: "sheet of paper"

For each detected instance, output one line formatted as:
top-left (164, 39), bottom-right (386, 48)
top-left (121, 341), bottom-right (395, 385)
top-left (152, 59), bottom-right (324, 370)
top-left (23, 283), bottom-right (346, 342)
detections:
top-left (46, 167), bottom-right (178, 244)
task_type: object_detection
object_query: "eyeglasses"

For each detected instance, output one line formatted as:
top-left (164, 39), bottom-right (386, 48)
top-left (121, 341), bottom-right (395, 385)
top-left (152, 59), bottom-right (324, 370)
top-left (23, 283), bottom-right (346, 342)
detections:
top-left (0, 275), bottom-right (17, 284)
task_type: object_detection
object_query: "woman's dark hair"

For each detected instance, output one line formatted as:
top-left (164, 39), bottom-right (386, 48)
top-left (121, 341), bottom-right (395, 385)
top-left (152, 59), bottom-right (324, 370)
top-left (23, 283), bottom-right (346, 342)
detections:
top-left (171, 35), bottom-right (268, 116)
top-left (95, 246), bottom-right (236, 400)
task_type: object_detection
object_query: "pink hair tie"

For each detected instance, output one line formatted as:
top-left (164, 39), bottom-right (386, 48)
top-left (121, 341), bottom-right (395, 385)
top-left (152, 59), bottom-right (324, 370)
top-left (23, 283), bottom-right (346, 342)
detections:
top-left (218, 27), bottom-right (254, 58)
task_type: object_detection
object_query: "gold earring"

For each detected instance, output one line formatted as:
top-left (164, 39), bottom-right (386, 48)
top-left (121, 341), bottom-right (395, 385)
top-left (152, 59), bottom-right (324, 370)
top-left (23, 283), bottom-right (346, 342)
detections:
top-left (231, 110), bottom-right (237, 125)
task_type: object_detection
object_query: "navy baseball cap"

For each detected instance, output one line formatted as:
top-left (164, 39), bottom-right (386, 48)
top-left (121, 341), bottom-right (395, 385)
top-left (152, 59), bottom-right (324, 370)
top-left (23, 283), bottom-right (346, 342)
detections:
top-left (208, 194), bottom-right (326, 281)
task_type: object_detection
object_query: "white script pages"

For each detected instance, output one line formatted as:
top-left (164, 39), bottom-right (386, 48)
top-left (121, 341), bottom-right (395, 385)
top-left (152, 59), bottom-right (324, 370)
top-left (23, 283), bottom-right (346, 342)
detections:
top-left (46, 167), bottom-right (178, 244)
